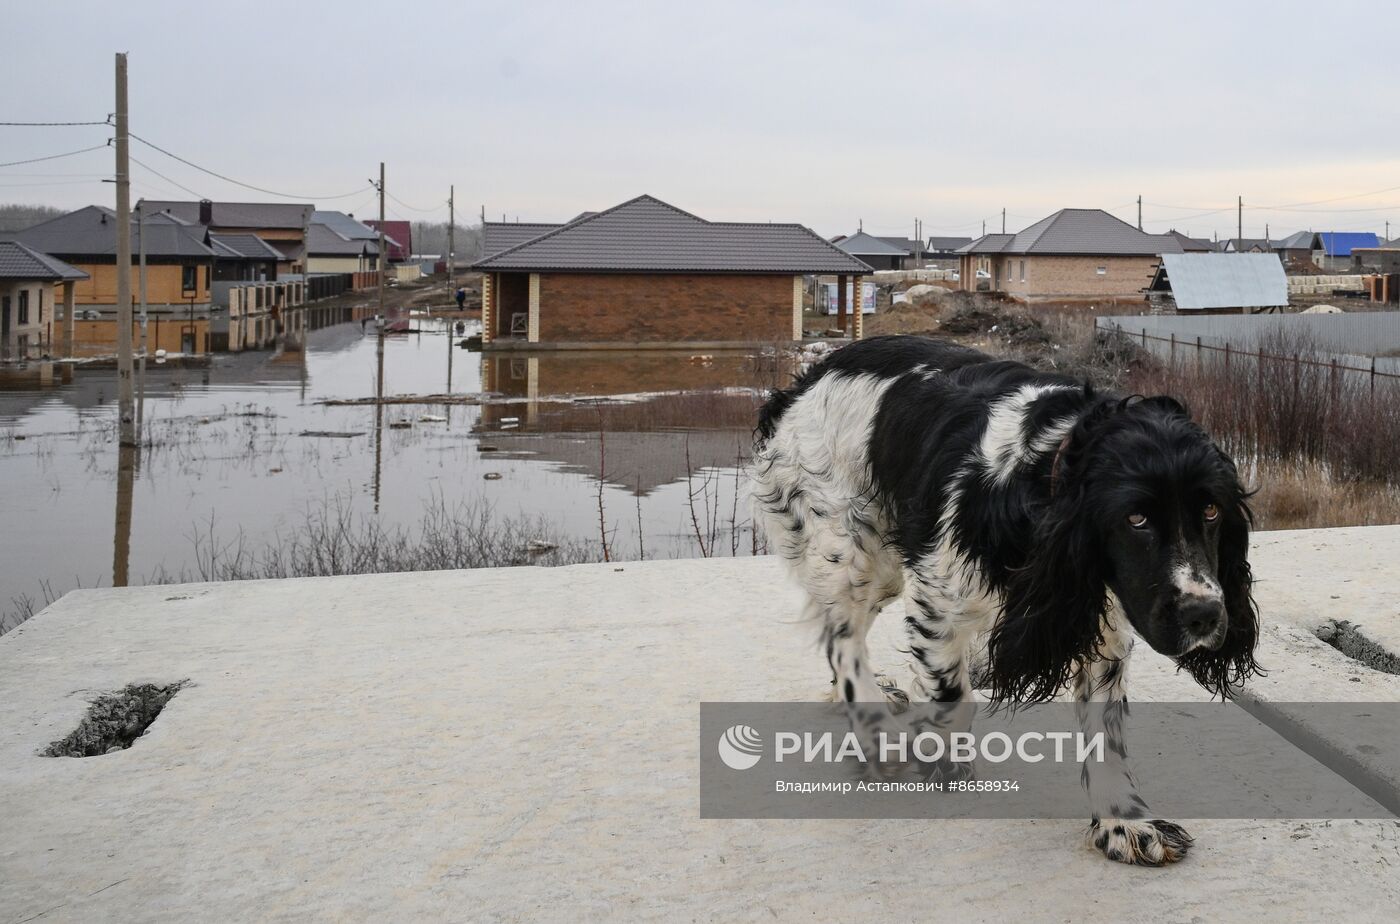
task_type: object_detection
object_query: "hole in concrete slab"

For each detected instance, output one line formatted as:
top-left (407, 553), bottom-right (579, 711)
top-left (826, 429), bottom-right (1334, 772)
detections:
top-left (42, 681), bottom-right (188, 757)
top-left (1315, 621), bottom-right (1400, 676)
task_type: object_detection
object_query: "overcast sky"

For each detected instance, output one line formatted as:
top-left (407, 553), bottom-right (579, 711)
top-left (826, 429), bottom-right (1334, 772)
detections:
top-left (3, 0), bottom-right (1397, 241)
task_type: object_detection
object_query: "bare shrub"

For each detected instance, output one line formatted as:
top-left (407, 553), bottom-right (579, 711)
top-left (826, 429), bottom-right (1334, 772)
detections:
top-left (1125, 330), bottom-right (1400, 486)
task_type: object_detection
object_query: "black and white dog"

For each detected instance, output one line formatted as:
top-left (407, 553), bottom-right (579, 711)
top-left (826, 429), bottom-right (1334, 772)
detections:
top-left (752, 335), bottom-right (1260, 865)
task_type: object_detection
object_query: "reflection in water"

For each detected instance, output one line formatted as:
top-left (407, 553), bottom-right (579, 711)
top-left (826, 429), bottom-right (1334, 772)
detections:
top-left (0, 323), bottom-right (796, 630)
top-left (476, 351), bottom-right (789, 494)
top-left (112, 444), bottom-right (137, 587)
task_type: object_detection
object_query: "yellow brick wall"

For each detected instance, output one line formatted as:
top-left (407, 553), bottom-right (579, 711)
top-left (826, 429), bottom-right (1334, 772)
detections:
top-left (68, 261), bottom-right (212, 305)
top-left (998, 255), bottom-right (1162, 300)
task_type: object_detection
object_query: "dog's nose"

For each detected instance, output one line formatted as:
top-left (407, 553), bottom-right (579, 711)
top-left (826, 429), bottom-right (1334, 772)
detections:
top-left (1180, 596), bottom-right (1225, 641)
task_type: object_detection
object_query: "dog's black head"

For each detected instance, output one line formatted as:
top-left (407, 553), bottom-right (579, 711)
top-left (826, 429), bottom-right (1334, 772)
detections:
top-left (987, 395), bottom-right (1261, 703)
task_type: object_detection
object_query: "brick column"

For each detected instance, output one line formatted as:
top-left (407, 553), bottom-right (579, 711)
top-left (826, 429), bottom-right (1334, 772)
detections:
top-left (527, 273), bottom-right (541, 343)
top-left (852, 275), bottom-right (864, 340)
top-left (481, 273), bottom-right (494, 345)
top-left (791, 275), bottom-right (803, 341)
top-left (62, 281), bottom-right (76, 358)
top-left (836, 274), bottom-right (848, 335)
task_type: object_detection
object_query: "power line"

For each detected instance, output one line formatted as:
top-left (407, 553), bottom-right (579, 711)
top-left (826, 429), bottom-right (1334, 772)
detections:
top-left (128, 131), bottom-right (372, 200)
top-left (387, 192), bottom-right (446, 213)
top-left (130, 155), bottom-right (205, 199)
top-left (0, 178), bottom-right (104, 188)
top-left (0, 119), bottom-right (109, 127)
top-left (0, 143), bottom-right (109, 169)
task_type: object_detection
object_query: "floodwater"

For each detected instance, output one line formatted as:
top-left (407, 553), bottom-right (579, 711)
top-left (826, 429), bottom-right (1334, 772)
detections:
top-left (0, 318), bottom-right (793, 629)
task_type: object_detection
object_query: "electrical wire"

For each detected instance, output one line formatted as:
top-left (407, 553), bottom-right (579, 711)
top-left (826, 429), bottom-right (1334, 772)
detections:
top-left (386, 192), bottom-right (446, 214)
top-left (130, 155), bottom-right (205, 199)
top-left (128, 131), bottom-right (372, 200)
top-left (0, 119), bottom-right (109, 127)
top-left (0, 143), bottom-right (109, 169)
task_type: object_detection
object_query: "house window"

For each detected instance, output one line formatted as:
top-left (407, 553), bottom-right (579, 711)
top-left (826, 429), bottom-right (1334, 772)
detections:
top-left (18, 290), bottom-right (29, 325)
top-left (1019, 260), bottom-right (1026, 282)
top-left (1096, 266), bottom-right (1107, 276)
top-left (183, 265), bottom-right (198, 292)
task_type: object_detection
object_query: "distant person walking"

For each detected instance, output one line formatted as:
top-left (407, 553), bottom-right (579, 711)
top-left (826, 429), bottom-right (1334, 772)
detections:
top-left (455, 287), bottom-right (467, 310)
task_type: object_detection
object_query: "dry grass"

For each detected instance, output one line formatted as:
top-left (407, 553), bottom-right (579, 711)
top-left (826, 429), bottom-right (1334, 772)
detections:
top-left (1244, 460), bottom-right (1400, 530)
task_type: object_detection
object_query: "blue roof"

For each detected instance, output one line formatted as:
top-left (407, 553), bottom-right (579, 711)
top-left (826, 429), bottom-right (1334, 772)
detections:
top-left (1319, 232), bottom-right (1379, 257)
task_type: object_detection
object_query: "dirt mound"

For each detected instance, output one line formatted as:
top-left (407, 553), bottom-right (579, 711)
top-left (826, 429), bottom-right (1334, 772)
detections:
top-left (940, 303), bottom-right (1050, 347)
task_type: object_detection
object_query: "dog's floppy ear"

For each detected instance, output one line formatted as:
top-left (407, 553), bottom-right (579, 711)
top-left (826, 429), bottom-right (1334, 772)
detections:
top-left (985, 437), bottom-right (1108, 705)
top-left (1177, 460), bottom-right (1262, 696)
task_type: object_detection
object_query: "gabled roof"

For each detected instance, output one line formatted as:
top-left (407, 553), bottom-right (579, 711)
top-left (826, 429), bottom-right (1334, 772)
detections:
top-left (1153, 253), bottom-right (1288, 311)
top-left (143, 200), bottom-right (313, 230)
top-left (307, 222), bottom-right (380, 257)
top-left (1318, 232), bottom-right (1380, 257)
top-left (836, 231), bottom-right (909, 257)
top-left (0, 241), bottom-right (89, 280)
top-left (925, 236), bottom-right (973, 252)
top-left (210, 233), bottom-right (286, 261)
top-left (876, 236), bottom-right (922, 254)
top-left (1164, 230), bottom-right (1215, 252)
top-left (482, 222), bottom-right (564, 258)
top-left (1275, 230), bottom-right (1320, 250)
top-left (1221, 237), bottom-right (1280, 253)
top-left (956, 233), bottom-right (1013, 254)
top-left (10, 205), bottom-right (216, 259)
top-left (473, 195), bottom-right (872, 274)
top-left (959, 209), bottom-right (1183, 256)
top-left (311, 210), bottom-right (379, 241)
top-left (363, 220), bottom-right (411, 261)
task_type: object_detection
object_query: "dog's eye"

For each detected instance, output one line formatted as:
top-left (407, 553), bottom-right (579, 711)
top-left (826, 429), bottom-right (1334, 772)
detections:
top-left (1127, 513), bottom-right (1148, 529)
top-left (1204, 503), bottom-right (1220, 522)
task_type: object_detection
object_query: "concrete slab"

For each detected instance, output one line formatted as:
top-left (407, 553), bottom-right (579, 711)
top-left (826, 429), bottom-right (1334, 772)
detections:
top-left (3, 531), bottom-right (1400, 922)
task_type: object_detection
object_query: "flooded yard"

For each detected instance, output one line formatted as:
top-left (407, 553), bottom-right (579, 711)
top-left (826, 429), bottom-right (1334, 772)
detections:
top-left (0, 319), bottom-right (792, 631)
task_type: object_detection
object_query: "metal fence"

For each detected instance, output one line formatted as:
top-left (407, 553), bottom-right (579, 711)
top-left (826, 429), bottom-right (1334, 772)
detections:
top-left (1096, 313), bottom-right (1400, 387)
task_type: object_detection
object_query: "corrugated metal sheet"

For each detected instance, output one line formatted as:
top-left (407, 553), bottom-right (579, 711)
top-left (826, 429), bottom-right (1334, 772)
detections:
top-left (1159, 253), bottom-right (1288, 310)
top-left (1319, 232), bottom-right (1380, 257)
top-left (474, 195), bottom-right (871, 274)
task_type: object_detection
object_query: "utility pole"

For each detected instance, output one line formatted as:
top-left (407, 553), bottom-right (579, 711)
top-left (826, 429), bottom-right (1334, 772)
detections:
top-left (447, 184), bottom-right (455, 285)
top-left (1238, 195), bottom-right (1243, 242)
top-left (1265, 223), bottom-right (1271, 250)
top-left (376, 161), bottom-right (386, 322)
top-left (137, 199), bottom-right (148, 440)
top-left (982, 219), bottom-right (986, 236)
top-left (1001, 208), bottom-right (1006, 234)
top-left (1137, 195), bottom-right (1143, 231)
top-left (114, 53), bottom-right (136, 447)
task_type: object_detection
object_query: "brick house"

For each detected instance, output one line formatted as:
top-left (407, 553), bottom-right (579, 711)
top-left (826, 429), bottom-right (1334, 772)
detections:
top-left (144, 200), bottom-right (314, 275)
top-left (955, 208), bottom-right (1183, 303)
top-left (473, 195), bottom-right (871, 348)
top-left (833, 231), bottom-right (910, 271)
top-left (0, 241), bottom-right (87, 360)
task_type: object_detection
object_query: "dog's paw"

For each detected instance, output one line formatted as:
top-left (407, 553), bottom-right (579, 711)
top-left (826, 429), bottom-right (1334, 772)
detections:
top-left (875, 674), bottom-right (910, 713)
top-left (1087, 817), bottom-right (1193, 866)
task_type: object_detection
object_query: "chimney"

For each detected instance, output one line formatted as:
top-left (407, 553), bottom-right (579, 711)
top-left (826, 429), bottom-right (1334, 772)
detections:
top-left (199, 199), bottom-right (213, 226)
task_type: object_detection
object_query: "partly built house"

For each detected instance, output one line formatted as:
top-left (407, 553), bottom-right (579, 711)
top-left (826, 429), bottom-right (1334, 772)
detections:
top-left (472, 195), bottom-right (870, 348)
